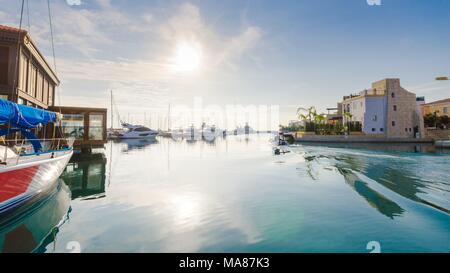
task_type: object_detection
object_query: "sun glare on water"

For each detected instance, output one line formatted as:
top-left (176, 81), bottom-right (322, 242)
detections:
top-left (172, 42), bottom-right (202, 72)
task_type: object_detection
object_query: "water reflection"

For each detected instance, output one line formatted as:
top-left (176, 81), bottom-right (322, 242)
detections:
top-left (116, 139), bottom-right (159, 152)
top-left (0, 181), bottom-right (71, 253)
top-left (61, 153), bottom-right (107, 200)
top-left (297, 143), bottom-right (450, 215)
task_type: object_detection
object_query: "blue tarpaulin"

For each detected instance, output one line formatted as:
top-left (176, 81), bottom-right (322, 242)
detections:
top-left (0, 99), bottom-right (58, 129)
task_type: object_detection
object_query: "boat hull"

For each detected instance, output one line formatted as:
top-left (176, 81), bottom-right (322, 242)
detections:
top-left (0, 150), bottom-right (73, 214)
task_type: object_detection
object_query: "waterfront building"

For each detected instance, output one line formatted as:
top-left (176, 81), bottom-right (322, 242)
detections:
top-left (341, 79), bottom-right (424, 138)
top-left (326, 103), bottom-right (343, 125)
top-left (421, 98), bottom-right (450, 117)
top-left (0, 24), bottom-right (107, 151)
top-left (0, 25), bottom-right (58, 108)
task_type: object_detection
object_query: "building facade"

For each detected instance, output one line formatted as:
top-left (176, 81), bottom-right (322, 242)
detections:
top-left (1, 24), bottom-right (107, 152)
top-left (342, 79), bottom-right (424, 138)
top-left (0, 25), bottom-right (59, 108)
top-left (421, 98), bottom-right (450, 117)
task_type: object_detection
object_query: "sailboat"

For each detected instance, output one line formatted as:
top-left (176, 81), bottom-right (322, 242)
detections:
top-left (107, 91), bottom-right (158, 140)
top-left (0, 99), bottom-right (73, 214)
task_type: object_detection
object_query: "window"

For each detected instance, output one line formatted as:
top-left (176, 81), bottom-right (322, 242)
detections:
top-left (444, 107), bottom-right (448, 114)
top-left (409, 128), bottom-right (412, 132)
top-left (19, 52), bottom-right (28, 92)
top-left (392, 121), bottom-right (396, 126)
top-left (391, 92), bottom-right (395, 98)
top-left (135, 127), bottom-right (151, 132)
top-left (89, 114), bottom-right (104, 140)
top-left (0, 47), bottom-right (9, 85)
top-left (393, 105), bottom-right (397, 111)
top-left (43, 78), bottom-right (49, 104)
top-left (29, 64), bottom-right (37, 97)
top-left (380, 128), bottom-right (384, 132)
top-left (36, 71), bottom-right (43, 100)
top-left (372, 128), bottom-right (376, 132)
top-left (405, 128), bottom-right (408, 132)
top-left (62, 114), bottom-right (85, 140)
top-left (48, 85), bottom-right (54, 106)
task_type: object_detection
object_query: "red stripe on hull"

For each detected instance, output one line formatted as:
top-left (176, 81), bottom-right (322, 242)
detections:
top-left (0, 166), bottom-right (39, 203)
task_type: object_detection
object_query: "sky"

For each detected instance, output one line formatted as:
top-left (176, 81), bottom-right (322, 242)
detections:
top-left (1, 0), bottom-right (449, 129)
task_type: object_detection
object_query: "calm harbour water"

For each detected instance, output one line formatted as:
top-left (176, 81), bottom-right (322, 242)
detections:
top-left (2, 134), bottom-right (450, 253)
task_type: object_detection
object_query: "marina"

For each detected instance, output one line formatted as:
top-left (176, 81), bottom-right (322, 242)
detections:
top-left (0, 0), bottom-right (449, 257)
top-left (1, 134), bottom-right (449, 253)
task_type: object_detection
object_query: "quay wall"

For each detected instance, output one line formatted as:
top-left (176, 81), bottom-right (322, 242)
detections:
top-left (425, 129), bottom-right (450, 140)
top-left (292, 133), bottom-right (433, 143)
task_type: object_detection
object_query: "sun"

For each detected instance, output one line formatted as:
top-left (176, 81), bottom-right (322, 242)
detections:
top-left (172, 42), bottom-right (202, 72)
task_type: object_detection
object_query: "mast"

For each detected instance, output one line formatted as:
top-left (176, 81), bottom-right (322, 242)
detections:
top-left (110, 90), bottom-right (113, 130)
top-left (168, 103), bottom-right (171, 131)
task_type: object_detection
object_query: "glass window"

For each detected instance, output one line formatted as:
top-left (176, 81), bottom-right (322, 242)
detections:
top-left (380, 128), bottom-right (384, 132)
top-left (36, 72), bottom-right (43, 100)
top-left (19, 52), bottom-right (28, 92)
top-left (393, 105), bottom-right (397, 111)
top-left (61, 114), bottom-right (85, 140)
top-left (391, 92), bottom-right (395, 98)
top-left (444, 107), bottom-right (448, 114)
top-left (43, 78), bottom-right (49, 104)
top-left (48, 85), bottom-right (54, 106)
top-left (372, 128), bottom-right (376, 132)
top-left (29, 64), bottom-right (37, 97)
top-left (392, 121), bottom-right (395, 126)
top-left (89, 114), bottom-right (104, 140)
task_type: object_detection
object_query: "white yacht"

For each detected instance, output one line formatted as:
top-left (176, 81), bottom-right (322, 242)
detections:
top-left (111, 123), bottom-right (159, 139)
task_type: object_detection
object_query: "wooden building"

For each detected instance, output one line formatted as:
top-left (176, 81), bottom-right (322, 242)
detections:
top-left (1, 24), bottom-right (107, 152)
top-left (49, 106), bottom-right (107, 152)
top-left (0, 25), bottom-right (58, 108)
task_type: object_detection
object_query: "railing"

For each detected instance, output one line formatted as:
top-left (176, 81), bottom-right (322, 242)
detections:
top-left (0, 137), bottom-right (74, 165)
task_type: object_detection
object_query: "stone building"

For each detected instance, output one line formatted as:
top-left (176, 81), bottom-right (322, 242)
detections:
top-left (342, 79), bottom-right (424, 138)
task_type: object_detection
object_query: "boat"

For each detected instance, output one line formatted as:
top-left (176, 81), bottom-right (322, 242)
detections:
top-left (111, 123), bottom-right (159, 139)
top-left (0, 99), bottom-right (73, 214)
top-left (0, 180), bottom-right (71, 253)
top-left (107, 91), bottom-right (158, 140)
top-left (435, 140), bottom-right (450, 148)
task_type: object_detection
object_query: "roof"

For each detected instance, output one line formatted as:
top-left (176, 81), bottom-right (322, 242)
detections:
top-left (423, 98), bottom-right (450, 106)
top-left (0, 24), bottom-right (27, 34)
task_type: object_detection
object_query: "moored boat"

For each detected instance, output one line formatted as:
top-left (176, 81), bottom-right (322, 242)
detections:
top-left (0, 99), bottom-right (73, 214)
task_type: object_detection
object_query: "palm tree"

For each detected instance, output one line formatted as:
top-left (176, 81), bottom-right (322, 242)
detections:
top-left (314, 113), bottom-right (327, 134)
top-left (297, 106), bottom-right (317, 132)
top-left (343, 112), bottom-right (353, 134)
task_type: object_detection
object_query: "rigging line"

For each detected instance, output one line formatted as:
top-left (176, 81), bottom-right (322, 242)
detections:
top-left (9, 0), bottom-right (24, 138)
top-left (12, 0), bottom-right (25, 103)
top-left (46, 0), bottom-right (61, 107)
top-left (26, 0), bottom-right (31, 33)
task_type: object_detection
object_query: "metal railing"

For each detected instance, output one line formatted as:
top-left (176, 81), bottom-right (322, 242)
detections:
top-left (0, 137), bottom-right (74, 165)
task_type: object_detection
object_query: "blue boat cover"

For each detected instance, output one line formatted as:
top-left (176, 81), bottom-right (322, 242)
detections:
top-left (0, 99), bottom-right (58, 129)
